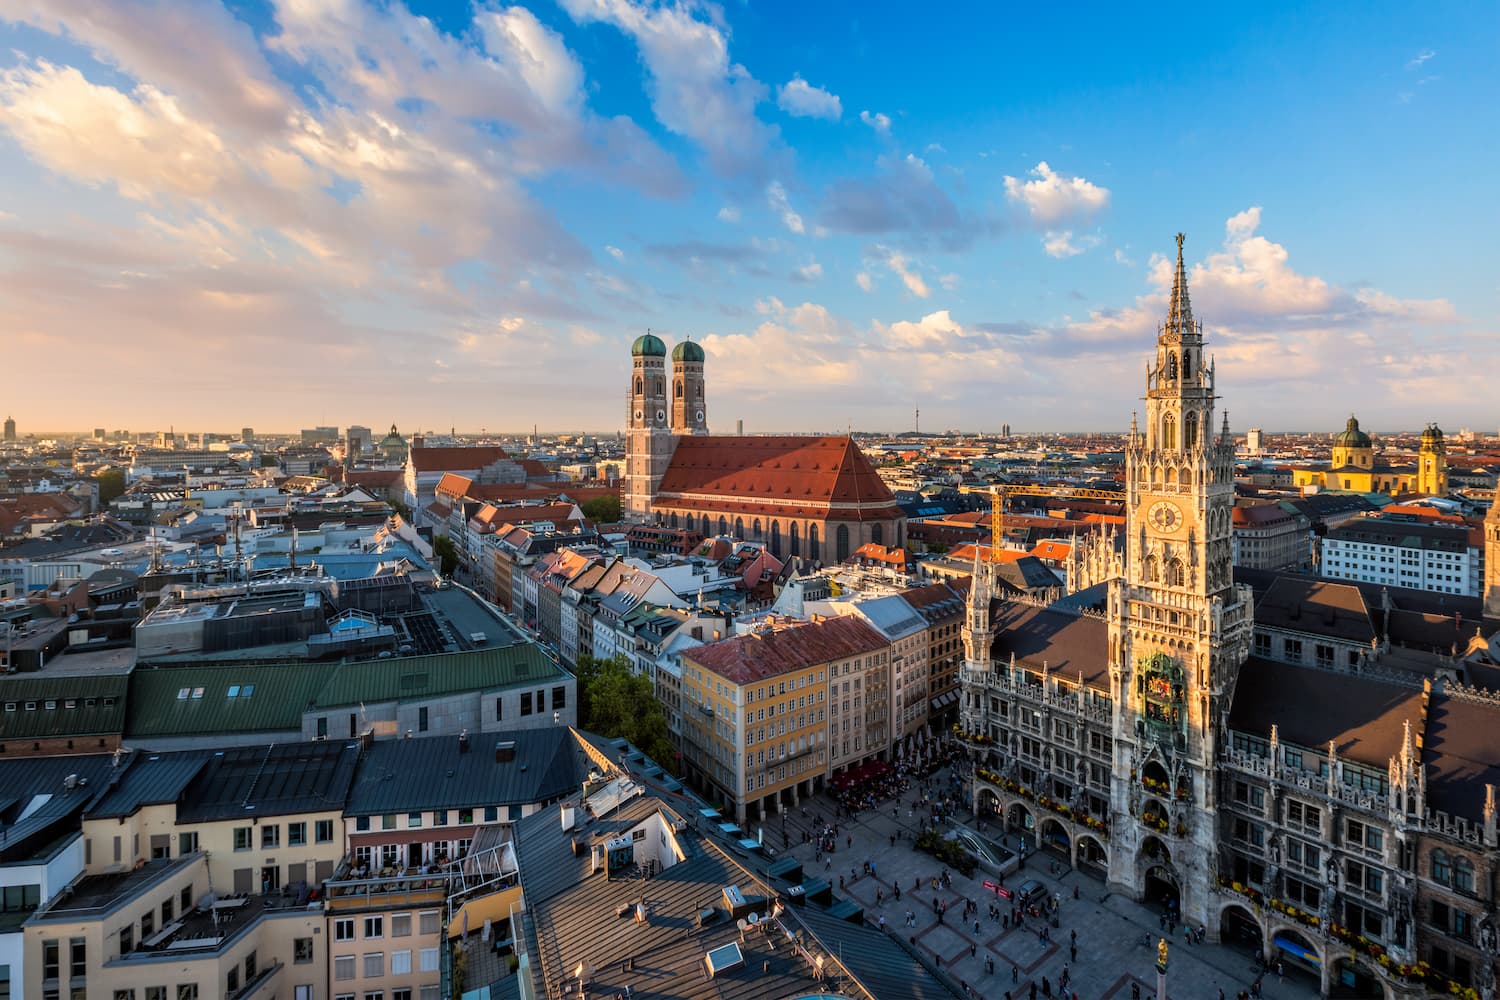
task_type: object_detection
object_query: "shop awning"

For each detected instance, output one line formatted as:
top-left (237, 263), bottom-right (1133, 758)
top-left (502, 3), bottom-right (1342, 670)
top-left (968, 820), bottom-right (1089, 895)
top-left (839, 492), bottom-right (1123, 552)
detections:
top-left (1274, 934), bottom-right (1320, 966)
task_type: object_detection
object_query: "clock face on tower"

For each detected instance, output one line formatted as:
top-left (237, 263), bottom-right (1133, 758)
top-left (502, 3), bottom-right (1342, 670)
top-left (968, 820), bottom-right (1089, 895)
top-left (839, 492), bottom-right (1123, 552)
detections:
top-left (1148, 500), bottom-right (1182, 532)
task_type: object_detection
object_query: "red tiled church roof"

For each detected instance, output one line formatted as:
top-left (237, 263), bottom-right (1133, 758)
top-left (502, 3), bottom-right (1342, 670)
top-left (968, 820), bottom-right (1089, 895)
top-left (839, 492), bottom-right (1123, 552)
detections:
top-left (655, 436), bottom-right (900, 522)
top-left (409, 445), bottom-right (509, 473)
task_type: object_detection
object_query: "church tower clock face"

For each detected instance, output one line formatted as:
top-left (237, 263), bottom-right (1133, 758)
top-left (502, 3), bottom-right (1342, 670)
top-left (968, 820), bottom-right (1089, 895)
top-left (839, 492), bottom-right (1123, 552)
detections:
top-left (1148, 500), bottom-right (1181, 532)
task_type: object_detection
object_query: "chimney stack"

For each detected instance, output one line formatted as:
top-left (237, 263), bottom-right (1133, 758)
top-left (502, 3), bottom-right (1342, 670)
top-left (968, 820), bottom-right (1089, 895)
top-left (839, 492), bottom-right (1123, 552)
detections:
top-left (458, 729), bottom-right (470, 753)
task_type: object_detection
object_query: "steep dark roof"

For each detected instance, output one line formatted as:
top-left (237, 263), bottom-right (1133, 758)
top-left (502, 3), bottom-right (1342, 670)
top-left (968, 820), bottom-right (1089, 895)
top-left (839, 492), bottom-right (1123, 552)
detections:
top-left (1254, 577), bottom-right (1376, 644)
top-left (175, 740), bottom-right (361, 823)
top-left (987, 602), bottom-right (1109, 691)
top-left (1421, 688), bottom-right (1500, 821)
top-left (88, 750), bottom-right (215, 819)
top-left (1227, 657), bottom-right (1424, 768)
top-left (344, 728), bottom-right (583, 816)
top-left (794, 906), bottom-right (952, 1000)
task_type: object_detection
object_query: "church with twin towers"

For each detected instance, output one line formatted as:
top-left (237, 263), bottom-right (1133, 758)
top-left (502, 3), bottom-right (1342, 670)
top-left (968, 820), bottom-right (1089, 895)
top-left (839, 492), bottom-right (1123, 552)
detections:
top-left (622, 331), bottom-right (907, 562)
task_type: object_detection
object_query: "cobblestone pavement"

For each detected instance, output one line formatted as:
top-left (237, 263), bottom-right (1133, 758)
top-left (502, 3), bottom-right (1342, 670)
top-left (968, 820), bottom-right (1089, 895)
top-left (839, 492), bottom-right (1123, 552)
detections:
top-left (766, 769), bottom-right (1326, 1000)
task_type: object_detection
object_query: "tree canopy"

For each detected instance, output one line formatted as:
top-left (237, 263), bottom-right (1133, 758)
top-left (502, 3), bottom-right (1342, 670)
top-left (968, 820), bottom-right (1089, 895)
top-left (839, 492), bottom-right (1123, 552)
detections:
top-left (95, 469), bottom-right (126, 505)
top-left (573, 654), bottom-right (676, 774)
top-left (432, 534), bottom-right (458, 576)
top-left (581, 494), bottom-right (622, 524)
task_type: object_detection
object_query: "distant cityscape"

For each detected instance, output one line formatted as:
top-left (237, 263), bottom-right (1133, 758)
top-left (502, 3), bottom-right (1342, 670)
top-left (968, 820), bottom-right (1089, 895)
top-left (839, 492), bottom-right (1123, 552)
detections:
top-left (0, 238), bottom-right (1496, 1000)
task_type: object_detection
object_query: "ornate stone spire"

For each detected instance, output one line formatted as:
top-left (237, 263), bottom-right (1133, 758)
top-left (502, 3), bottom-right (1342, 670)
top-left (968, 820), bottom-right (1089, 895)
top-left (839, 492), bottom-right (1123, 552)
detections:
top-left (1165, 232), bottom-right (1195, 337)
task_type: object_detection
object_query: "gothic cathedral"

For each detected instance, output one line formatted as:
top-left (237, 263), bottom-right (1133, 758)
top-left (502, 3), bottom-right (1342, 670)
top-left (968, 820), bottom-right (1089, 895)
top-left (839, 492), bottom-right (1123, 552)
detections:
top-left (1106, 233), bottom-right (1254, 925)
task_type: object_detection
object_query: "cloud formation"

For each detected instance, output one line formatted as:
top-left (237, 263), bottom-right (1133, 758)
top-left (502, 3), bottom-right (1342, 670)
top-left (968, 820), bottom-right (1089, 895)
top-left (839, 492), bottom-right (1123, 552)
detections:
top-left (777, 75), bottom-right (841, 120)
top-left (859, 110), bottom-right (891, 134)
top-left (1004, 161), bottom-right (1110, 225)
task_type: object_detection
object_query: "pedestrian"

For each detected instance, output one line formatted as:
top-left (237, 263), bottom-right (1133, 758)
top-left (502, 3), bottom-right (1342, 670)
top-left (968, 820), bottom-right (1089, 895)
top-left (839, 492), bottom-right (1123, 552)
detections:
top-left (839, 875), bottom-right (845, 889)
top-left (1070, 945), bottom-right (1077, 962)
top-left (1070, 929), bottom-right (1077, 944)
top-left (1012, 963), bottom-right (1020, 984)
top-left (1130, 983), bottom-right (1140, 1000)
top-left (1276, 961), bottom-right (1285, 981)
top-left (971, 943), bottom-right (978, 959)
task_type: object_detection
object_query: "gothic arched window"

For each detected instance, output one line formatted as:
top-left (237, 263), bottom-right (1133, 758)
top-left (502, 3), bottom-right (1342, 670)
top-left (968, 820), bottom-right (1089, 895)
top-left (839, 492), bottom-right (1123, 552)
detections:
top-left (753, 518), bottom-right (761, 539)
top-left (675, 381), bottom-right (683, 398)
top-left (770, 520), bottom-right (781, 556)
top-left (1455, 856), bottom-right (1474, 893)
top-left (1182, 348), bottom-right (1192, 374)
top-left (836, 524), bottom-right (850, 563)
top-left (635, 377), bottom-right (643, 396)
top-left (1166, 353), bottom-right (1178, 381)
top-left (1166, 559), bottom-right (1185, 587)
top-left (718, 516), bottom-right (728, 536)
top-left (1161, 414), bottom-right (1177, 450)
top-left (790, 521), bottom-right (800, 556)
top-left (871, 523), bottom-right (883, 545)
top-left (1181, 467), bottom-right (1193, 487)
top-left (734, 517), bottom-right (744, 538)
top-left (808, 524), bottom-right (821, 562)
top-left (1145, 554), bottom-right (1160, 583)
top-left (1184, 411), bottom-right (1199, 449)
top-left (1432, 850), bottom-right (1451, 884)
top-left (669, 512), bottom-right (678, 528)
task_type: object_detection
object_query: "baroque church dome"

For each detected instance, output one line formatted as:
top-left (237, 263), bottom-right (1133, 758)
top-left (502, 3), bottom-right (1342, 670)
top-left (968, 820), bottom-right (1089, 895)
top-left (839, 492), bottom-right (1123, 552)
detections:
top-left (1334, 415), bottom-right (1372, 449)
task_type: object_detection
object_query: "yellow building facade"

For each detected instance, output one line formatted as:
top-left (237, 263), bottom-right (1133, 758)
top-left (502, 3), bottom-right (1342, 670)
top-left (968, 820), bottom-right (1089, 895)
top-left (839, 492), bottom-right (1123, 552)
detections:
top-left (1290, 415), bottom-right (1448, 497)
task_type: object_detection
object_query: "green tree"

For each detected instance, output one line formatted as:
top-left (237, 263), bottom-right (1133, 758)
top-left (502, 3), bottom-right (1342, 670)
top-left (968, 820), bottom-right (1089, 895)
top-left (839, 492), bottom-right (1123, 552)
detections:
top-left (387, 498), bottom-right (413, 521)
top-left (432, 535), bottom-right (458, 576)
top-left (573, 654), bottom-right (676, 774)
top-left (95, 469), bottom-right (126, 505)
top-left (580, 494), bottom-right (622, 524)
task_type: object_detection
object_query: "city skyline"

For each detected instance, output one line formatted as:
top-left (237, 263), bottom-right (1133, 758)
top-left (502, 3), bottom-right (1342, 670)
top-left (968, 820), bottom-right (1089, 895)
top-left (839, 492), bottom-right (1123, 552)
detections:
top-left (1, 2), bottom-right (1496, 432)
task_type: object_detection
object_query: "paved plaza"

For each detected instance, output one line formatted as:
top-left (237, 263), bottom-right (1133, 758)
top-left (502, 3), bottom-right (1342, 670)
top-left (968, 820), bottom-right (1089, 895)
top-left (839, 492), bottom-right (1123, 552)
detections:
top-left (767, 768), bottom-right (1327, 1000)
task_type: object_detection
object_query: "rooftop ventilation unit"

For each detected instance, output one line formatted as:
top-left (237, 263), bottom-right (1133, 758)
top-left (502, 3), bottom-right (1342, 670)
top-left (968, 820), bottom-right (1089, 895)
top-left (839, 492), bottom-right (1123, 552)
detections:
top-left (494, 740), bottom-right (516, 764)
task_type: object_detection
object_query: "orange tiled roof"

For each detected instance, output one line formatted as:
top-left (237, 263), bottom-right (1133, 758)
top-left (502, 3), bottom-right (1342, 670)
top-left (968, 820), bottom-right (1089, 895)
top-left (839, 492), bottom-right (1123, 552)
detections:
top-left (655, 435), bottom-right (901, 521)
top-left (683, 615), bottom-right (888, 685)
top-left (1030, 539), bottom-right (1073, 562)
top-left (409, 445), bottom-right (509, 473)
top-left (950, 543), bottom-right (1026, 564)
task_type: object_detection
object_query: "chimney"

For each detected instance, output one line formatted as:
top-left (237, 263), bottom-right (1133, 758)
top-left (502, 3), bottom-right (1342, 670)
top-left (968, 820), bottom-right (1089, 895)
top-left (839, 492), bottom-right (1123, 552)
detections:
top-left (495, 740), bottom-right (517, 764)
top-left (458, 729), bottom-right (470, 753)
top-left (561, 803), bottom-right (576, 832)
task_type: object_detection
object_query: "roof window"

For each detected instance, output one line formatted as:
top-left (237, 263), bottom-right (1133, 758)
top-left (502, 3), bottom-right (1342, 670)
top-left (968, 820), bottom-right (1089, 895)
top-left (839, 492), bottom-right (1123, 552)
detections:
top-left (177, 688), bottom-right (190, 700)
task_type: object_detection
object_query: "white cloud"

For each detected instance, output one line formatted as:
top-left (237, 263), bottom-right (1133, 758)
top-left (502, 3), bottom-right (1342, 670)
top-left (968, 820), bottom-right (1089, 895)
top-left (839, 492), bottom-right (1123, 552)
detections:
top-left (717, 205), bottom-right (740, 223)
top-left (859, 110), bottom-right (891, 135)
top-left (559, 0), bottom-right (775, 176)
top-left (1003, 161), bottom-right (1110, 225)
top-left (939, 273), bottom-right (960, 291)
top-left (1407, 49), bottom-right (1436, 69)
top-left (1042, 231), bottom-right (1102, 258)
top-left (767, 181), bottom-right (805, 234)
top-left (874, 245), bottom-right (929, 298)
top-left (777, 75), bottom-right (841, 120)
top-left (606, 245), bottom-right (624, 260)
top-left (855, 271), bottom-right (873, 292)
top-left (796, 260), bottom-right (823, 282)
top-left (1113, 248), bottom-right (1135, 267)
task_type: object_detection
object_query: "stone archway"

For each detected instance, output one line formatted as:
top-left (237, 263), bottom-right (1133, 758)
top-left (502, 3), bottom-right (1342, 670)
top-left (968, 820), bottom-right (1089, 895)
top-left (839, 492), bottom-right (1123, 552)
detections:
top-left (1039, 817), bottom-right (1072, 860)
top-left (1075, 833), bottom-right (1107, 878)
top-left (1142, 864), bottom-right (1180, 910)
top-left (1006, 801), bottom-right (1036, 849)
top-left (1271, 926), bottom-right (1331, 997)
top-left (977, 787), bottom-right (1000, 819)
top-left (1328, 954), bottom-right (1384, 1000)
top-left (1217, 902), bottom-right (1264, 958)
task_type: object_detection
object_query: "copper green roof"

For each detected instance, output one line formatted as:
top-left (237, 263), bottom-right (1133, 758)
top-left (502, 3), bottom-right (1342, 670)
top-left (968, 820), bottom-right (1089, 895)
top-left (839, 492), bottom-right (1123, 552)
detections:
top-left (127, 663), bottom-right (331, 738)
top-left (1334, 415), bottom-right (1372, 449)
top-left (312, 644), bottom-right (565, 709)
top-left (0, 674), bottom-right (129, 741)
top-left (671, 339), bottom-right (705, 362)
top-left (124, 644), bottom-right (566, 739)
top-left (631, 332), bottom-right (666, 357)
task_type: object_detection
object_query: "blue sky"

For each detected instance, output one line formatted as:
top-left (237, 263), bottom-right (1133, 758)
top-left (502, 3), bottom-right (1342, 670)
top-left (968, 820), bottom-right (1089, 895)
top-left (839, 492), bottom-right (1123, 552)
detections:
top-left (0, 1), bottom-right (1495, 435)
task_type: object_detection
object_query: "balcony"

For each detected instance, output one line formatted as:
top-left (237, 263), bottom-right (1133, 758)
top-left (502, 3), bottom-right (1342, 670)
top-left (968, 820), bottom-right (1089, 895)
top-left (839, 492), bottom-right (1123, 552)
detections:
top-left (324, 859), bottom-right (450, 911)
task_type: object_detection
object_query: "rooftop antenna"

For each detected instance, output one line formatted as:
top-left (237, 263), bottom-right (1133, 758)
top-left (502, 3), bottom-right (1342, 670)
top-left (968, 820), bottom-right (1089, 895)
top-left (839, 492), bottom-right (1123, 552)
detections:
top-left (915, 406), bottom-right (919, 436)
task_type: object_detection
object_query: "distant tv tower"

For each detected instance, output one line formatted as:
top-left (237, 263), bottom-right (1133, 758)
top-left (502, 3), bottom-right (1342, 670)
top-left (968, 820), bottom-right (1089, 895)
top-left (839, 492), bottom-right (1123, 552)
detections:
top-left (915, 407), bottom-right (920, 436)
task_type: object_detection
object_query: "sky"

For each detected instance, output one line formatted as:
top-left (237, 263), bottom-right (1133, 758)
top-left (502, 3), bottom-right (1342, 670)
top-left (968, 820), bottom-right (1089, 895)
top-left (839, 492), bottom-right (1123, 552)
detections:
top-left (0, 2), bottom-right (1496, 436)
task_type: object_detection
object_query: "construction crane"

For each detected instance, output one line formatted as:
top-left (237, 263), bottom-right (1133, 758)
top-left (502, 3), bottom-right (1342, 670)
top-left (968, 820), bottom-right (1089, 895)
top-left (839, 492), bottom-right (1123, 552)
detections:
top-left (962, 484), bottom-right (1125, 502)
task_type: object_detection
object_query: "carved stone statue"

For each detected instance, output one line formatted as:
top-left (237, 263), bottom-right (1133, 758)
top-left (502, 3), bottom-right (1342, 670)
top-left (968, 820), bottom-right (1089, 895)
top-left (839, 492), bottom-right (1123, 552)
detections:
top-left (1481, 914), bottom-right (1498, 955)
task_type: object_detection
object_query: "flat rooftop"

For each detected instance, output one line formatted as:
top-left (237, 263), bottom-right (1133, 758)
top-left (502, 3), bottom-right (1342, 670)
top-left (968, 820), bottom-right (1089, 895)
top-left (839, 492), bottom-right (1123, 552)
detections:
top-left (37, 855), bottom-right (195, 920)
